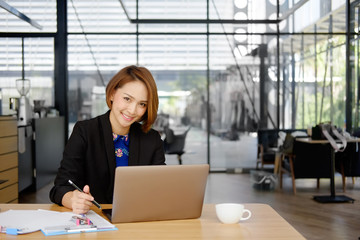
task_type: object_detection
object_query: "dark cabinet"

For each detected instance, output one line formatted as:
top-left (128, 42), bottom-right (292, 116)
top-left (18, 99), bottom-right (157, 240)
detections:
top-left (33, 117), bottom-right (65, 190)
top-left (18, 117), bottom-right (65, 191)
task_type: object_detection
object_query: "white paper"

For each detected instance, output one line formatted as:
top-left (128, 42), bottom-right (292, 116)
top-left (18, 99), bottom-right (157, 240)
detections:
top-left (85, 210), bottom-right (116, 229)
top-left (0, 209), bottom-right (115, 235)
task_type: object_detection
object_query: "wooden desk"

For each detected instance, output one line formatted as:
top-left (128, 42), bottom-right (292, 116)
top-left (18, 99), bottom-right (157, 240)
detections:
top-left (296, 138), bottom-right (359, 203)
top-left (0, 203), bottom-right (304, 239)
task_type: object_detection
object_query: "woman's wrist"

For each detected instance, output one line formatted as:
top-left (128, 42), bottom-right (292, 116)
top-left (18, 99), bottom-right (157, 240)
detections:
top-left (61, 191), bottom-right (74, 210)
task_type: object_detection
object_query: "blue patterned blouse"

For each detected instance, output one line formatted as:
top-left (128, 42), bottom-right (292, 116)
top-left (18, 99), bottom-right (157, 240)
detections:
top-left (113, 133), bottom-right (130, 167)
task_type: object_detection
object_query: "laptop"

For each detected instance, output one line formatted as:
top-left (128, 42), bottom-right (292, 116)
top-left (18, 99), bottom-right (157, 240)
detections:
top-left (102, 164), bottom-right (209, 223)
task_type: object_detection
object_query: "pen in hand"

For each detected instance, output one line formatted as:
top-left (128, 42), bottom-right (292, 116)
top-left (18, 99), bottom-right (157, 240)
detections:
top-left (68, 180), bottom-right (102, 209)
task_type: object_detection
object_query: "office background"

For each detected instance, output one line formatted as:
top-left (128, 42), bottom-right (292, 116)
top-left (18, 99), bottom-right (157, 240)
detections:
top-left (1, 1), bottom-right (360, 240)
top-left (1, 0), bottom-right (359, 172)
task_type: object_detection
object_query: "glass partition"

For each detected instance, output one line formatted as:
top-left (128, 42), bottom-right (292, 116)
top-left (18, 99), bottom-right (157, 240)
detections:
top-left (139, 35), bottom-right (208, 165)
top-left (1, 0), bottom-right (358, 171)
top-left (0, 37), bottom-right (54, 116)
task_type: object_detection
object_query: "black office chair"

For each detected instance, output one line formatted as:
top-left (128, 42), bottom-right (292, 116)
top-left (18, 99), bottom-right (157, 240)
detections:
top-left (164, 127), bottom-right (191, 165)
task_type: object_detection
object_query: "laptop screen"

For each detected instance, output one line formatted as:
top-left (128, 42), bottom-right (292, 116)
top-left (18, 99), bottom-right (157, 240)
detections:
top-left (103, 164), bottom-right (209, 223)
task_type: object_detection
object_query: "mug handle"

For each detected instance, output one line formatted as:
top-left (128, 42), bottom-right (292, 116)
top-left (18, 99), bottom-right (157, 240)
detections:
top-left (240, 209), bottom-right (252, 221)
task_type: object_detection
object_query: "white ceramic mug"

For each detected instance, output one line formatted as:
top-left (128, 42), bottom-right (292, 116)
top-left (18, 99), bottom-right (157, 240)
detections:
top-left (215, 203), bottom-right (252, 224)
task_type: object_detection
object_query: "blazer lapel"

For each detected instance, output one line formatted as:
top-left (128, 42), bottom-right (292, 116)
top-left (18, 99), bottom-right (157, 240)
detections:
top-left (129, 123), bottom-right (140, 165)
top-left (100, 111), bottom-right (116, 183)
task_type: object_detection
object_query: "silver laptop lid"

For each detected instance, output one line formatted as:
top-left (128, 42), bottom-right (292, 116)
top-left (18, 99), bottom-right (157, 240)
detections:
top-left (111, 164), bottom-right (209, 223)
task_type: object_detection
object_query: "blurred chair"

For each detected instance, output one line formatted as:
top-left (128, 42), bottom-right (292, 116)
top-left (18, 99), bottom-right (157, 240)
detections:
top-left (256, 143), bottom-right (278, 170)
top-left (256, 129), bottom-right (279, 170)
top-left (257, 129), bottom-right (307, 170)
top-left (336, 141), bottom-right (360, 191)
top-left (164, 127), bottom-right (191, 165)
top-left (280, 140), bottom-right (332, 194)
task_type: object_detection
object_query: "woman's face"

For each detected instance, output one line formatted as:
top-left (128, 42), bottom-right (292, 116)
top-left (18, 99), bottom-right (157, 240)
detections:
top-left (109, 80), bottom-right (148, 135)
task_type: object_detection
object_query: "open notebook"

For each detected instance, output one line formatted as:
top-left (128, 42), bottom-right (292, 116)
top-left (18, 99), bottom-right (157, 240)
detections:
top-left (102, 164), bottom-right (209, 223)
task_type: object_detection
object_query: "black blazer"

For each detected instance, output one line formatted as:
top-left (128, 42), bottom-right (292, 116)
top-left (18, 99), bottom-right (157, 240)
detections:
top-left (49, 110), bottom-right (166, 205)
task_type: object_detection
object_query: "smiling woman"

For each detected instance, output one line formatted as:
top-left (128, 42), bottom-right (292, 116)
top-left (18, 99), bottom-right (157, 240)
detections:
top-left (109, 79), bottom-right (149, 135)
top-left (49, 65), bottom-right (166, 214)
top-left (106, 66), bottom-right (159, 134)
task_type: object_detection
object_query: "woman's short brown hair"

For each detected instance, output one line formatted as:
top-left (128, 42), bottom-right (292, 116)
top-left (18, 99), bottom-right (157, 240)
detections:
top-left (106, 65), bottom-right (159, 133)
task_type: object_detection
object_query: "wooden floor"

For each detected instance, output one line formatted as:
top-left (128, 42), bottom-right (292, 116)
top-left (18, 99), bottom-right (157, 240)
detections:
top-left (19, 172), bottom-right (360, 240)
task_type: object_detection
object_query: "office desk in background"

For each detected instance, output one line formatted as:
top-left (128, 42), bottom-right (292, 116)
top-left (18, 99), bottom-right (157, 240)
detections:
top-left (0, 203), bottom-right (304, 239)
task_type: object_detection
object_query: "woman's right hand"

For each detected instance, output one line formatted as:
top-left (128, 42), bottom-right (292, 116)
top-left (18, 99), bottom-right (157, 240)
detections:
top-left (62, 185), bottom-right (95, 214)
